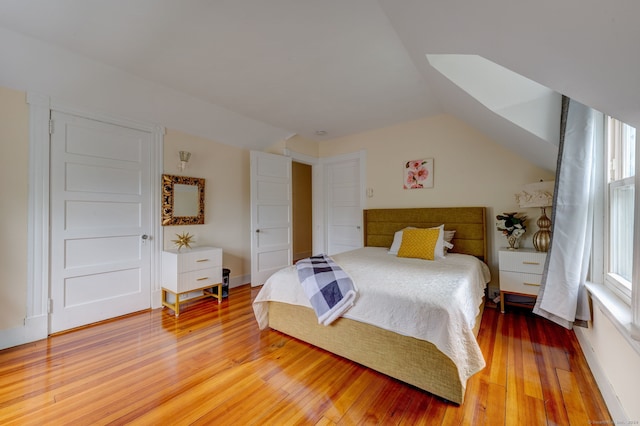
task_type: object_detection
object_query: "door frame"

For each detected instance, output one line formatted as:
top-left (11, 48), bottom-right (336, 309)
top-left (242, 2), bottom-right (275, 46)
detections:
top-left (285, 149), bottom-right (323, 255)
top-left (25, 93), bottom-right (164, 340)
top-left (285, 148), bottom-right (365, 256)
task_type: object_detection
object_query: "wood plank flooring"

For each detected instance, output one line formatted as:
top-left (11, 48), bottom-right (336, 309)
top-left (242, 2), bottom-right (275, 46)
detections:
top-left (0, 284), bottom-right (611, 425)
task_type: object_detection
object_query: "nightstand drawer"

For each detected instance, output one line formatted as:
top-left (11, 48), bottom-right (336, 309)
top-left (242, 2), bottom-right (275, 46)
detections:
top-left (499, 250), bottom-right (546, 274)
top-left (176, 267), bottom-right (222, 293)
top-left (178, 249), bottom-right (222, 273)
top-left (499, 271), bottom-right (541, 296)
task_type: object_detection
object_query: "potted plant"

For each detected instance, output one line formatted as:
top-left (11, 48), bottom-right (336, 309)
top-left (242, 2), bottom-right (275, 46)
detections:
top-left (496, 212), bottom-right (527, 249)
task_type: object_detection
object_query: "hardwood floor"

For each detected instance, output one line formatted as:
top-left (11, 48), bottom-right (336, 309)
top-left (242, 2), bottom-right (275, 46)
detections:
top-left (0, 284), bottom-right (611, 425)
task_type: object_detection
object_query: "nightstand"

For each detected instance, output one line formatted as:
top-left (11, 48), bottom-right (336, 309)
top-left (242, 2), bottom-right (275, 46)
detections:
top-left (161, 246), bottom-right (223, 316)
top-left (499, 248), bottom-right (547, 313)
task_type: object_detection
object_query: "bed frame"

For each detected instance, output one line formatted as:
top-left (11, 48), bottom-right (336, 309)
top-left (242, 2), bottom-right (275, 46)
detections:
top-left (267, 207), bottom-right (487, 404)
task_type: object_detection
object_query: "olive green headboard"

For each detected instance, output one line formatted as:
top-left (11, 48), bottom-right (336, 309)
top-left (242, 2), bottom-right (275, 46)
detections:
top-left (363, 207), bottom-right (487, 263)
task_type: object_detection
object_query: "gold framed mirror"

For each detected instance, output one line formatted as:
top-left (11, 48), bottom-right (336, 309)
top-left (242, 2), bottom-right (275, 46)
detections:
top-left (162, 174), bottom-right (205, 225)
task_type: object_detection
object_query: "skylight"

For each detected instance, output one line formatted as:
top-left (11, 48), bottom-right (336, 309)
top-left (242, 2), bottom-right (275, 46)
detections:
top-left (427, 54), bottom-right (560, 146)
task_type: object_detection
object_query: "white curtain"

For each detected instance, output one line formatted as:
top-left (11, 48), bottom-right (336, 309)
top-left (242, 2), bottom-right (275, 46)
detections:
top-left (533, 98), bottom-right (599, 329)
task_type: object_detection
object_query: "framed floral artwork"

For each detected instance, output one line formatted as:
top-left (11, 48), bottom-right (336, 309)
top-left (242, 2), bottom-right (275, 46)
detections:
top-left (403, 158), bottom-right (433, 189)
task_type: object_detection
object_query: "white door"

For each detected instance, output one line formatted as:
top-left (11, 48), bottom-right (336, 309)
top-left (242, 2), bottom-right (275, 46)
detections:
top-left (250, 151), bottom-right (292, 287)
top-left (326, 157), bottom-right (363, 255)
top-left (50, 111), bottom-right (153, 333)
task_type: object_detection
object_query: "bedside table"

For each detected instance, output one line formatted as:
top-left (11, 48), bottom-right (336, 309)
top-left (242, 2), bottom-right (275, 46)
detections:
top-left (499, 248), bottom-right (547, 313)
top-left (161, 246), bottom-right (223, 316)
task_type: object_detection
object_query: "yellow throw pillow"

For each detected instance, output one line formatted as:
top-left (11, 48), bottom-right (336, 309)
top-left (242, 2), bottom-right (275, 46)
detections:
top-left (397, 228), bottom-right (440, 260)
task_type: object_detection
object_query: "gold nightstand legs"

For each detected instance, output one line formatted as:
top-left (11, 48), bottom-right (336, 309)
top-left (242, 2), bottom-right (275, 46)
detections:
top-left (161, 283), bottom-right (223, 316)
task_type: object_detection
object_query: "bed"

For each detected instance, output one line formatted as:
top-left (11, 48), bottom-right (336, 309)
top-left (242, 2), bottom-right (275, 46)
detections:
top-left (252, 207), bottom-right (489, 404)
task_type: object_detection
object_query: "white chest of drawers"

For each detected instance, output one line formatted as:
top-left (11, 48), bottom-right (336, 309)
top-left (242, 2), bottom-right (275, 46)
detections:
top-left (161, 246), bottom-right (223, 316)
top-left (499, 248), bottom-right (547, 313)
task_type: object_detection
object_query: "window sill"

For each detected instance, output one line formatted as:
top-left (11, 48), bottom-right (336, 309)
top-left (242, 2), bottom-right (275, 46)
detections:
top-left (585, 281), bottom-right (640, 357)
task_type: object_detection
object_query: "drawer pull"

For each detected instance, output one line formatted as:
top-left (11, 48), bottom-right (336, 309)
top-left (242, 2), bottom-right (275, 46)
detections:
top-left (196, 259), bottom-right (210, 262)
top-left (523, 282), bottom-right (541, 287)
top-left (196, 277), bottom-right (209, 281)
top-left (522, 261), bottom-right (540, 265)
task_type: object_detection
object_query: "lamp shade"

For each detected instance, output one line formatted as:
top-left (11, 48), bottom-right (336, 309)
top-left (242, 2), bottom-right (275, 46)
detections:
top-left (515, 181), bottom-right (554, 208)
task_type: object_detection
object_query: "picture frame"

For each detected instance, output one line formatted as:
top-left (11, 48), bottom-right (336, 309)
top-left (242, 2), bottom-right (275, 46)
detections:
top-left (161, 174), bottom-right (205, 225)
top-left (403, 158), bottom-right (433, 189)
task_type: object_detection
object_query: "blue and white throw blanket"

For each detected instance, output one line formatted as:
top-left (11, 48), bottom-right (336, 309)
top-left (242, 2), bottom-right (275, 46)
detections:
top-left (296, 254), bottom-right (358, 326)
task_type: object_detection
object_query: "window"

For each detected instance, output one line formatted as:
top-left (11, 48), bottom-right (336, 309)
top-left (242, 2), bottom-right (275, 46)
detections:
top-left (605, 116), bottom-right (636, 299)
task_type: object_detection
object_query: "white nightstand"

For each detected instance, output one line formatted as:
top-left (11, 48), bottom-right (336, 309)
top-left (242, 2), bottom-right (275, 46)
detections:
top-left (161, 246), bottom-right (223, 316)
top-left (498, 248), bottom-right (547, 313)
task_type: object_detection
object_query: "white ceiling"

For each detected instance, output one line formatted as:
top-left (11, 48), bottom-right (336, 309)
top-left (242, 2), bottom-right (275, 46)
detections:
top-left (1, 0), bottom-right (639, 172)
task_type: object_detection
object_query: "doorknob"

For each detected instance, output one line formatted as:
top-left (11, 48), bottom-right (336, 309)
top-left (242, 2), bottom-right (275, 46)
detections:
top-left (255, 229), bottom-right (260, 233)
top-left (141, 234), bottom-right (149, 240)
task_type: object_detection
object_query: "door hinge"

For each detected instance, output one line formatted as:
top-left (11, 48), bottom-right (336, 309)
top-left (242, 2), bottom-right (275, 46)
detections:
top-left (49, 119), bottom-right (54, 135)
top-left (48, 298), bottom-right (53, 314)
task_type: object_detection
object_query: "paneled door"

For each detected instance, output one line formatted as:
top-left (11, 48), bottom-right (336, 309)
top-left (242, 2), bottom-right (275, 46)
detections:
top-left (250, 151), bottom-right (292, 287)
top-left (326, 156), bottom-right (363, 255)
top-left (50, 111), bottom-right (153, 333)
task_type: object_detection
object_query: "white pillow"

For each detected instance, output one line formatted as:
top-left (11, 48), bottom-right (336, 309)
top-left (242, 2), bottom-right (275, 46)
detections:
top-left (444, 230), bottom-right (456, 243)
top-left (431, 224), bottom-right (445, 259)
top-left (388, 227), bottom-right (415, 255)
top-left (443, 230), bottom-right (456, 253)
top-left (388, 225), bottom-right (446, 259)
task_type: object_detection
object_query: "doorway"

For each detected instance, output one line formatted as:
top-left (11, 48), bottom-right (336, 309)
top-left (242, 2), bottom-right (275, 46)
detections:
top-left (292, 161), bottom-right (312, 262)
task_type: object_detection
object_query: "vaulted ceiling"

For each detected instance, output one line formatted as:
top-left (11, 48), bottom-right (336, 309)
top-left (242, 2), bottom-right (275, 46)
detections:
top-left (1, 1), bottom-right (638, 172)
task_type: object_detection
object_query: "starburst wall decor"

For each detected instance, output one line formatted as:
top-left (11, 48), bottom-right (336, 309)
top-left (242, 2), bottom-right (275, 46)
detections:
top-left (172, 232), bottom-right (195, 250)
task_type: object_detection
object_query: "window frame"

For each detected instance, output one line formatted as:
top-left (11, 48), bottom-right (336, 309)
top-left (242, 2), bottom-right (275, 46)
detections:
top-left (605, 176), bottom-right (634, 300)
top-left (604, 116), bottom-right (636, 304)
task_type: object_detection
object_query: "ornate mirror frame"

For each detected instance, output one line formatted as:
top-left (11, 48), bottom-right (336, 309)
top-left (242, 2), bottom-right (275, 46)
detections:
top-left (161, 174), bottom-right (205, 226)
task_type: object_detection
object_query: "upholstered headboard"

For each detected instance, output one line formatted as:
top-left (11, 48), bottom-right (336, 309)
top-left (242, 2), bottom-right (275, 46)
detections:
top-left (363, 207), bottom-right (487, 263)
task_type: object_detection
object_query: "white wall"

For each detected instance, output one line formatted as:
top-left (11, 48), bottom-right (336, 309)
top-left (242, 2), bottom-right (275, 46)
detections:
top-left (0, 25), bottom-right (292, 152)
top-left (575, 293), bottom-right (640, 422)
top-left (0, 86), bottom-right (29, 331)
top-left (163, 129), bottom-right (251, 286)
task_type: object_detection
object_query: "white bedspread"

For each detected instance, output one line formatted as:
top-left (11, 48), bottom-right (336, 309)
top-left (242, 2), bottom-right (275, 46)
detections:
top-left (252, 246), bottom-right (491, 385)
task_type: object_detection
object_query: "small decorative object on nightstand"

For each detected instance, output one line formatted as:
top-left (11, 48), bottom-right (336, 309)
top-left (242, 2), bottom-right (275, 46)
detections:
top-left (499, 248), bottom-right (547, 313)
top-left (496, 212), bottom-right (527, 250)
top-left (172, 231), bottom-right (195, 250)
top-left (515, 180), bottom-right (554, 252)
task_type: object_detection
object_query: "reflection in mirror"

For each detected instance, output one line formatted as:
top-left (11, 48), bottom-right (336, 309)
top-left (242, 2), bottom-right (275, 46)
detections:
top-left (173, 184), bottom-right (199, 217)
top-left (162, 174), bottom-right (205, 226)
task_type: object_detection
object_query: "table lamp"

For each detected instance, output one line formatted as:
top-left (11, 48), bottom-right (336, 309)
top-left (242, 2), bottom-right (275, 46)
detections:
top-left (515, 181), bottom-right (554, 252)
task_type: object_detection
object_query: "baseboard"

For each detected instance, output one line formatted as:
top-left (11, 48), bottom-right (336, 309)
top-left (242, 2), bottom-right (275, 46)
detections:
top-left (0, 315), bottom-right (48, 350)
top-left (229, 274), bottom-right (250, 289)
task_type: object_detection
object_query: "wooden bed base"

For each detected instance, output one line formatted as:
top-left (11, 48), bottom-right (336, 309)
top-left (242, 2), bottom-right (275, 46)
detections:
top-left (266, 207), bottom-right (487, 404)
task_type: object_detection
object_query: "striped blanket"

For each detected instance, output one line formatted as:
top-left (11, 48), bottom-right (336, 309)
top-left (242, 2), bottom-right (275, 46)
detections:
top-left (296, 254), bottom-right (357, 326)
